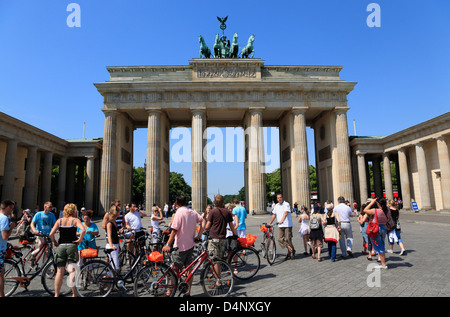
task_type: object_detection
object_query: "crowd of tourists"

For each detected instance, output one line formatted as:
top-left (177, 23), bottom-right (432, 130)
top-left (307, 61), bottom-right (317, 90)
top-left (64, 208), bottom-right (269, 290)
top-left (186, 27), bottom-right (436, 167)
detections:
top-left (0, 189), bottom-right (407, 297)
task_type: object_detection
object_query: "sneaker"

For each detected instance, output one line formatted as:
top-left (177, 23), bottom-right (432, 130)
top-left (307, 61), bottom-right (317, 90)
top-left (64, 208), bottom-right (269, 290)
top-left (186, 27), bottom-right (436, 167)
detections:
top-left (387, 249), bottom-right (393, 253)
top-left (375, 265), bottom-right (388, 270)
top-left (399, 249), bottom-right (406, 255)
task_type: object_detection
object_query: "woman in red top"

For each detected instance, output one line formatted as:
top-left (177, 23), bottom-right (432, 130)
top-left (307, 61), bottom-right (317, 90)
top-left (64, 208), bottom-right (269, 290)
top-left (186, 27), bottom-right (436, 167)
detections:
top-left (364, 197), bottom-right (390, 269)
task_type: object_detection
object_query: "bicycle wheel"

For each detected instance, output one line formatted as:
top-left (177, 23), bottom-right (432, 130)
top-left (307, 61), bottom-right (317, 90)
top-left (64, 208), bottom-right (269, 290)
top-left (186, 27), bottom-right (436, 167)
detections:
top-left (3, 259), bottom-right (21, 297)
top-left (75, 260), bottom-right (116, 297)
top-left (118, 249), bottom-right (136, 273)
top-left (229, 246), bottom-right (260, 280)
top-left (266, 236), bottom-right (277, 265)
top-left (41, 259), bottom-right (73, 297)
top-left (201, 258), bottom-right (234, 297)
top-left (134, 262), bottom-right (177, 297)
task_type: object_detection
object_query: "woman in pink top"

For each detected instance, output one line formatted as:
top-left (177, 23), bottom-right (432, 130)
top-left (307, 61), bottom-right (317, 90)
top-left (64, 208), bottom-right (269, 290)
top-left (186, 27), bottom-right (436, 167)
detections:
top-left (364, 197), bottom-right (390, 269)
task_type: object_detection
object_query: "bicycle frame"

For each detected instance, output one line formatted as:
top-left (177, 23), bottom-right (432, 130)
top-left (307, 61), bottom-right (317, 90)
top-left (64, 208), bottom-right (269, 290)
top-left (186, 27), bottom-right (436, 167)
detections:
top-left (6, 238), bottom-right (54, 288)
top-left (155, 247), bottom-right (218, 293)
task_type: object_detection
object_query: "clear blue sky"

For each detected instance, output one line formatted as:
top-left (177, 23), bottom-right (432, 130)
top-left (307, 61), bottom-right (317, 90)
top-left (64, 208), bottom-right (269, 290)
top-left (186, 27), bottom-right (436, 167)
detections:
top-left (1, 1), bottom-right (449, 198)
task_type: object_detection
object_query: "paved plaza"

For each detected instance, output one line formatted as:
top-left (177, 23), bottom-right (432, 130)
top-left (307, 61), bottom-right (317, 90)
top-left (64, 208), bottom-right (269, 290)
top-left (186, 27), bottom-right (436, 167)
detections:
top-left (7, 208), bottom-right (450, 298)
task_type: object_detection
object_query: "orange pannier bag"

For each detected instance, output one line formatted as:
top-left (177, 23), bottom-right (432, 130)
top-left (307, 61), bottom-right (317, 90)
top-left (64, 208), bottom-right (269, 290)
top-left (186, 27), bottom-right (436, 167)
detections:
top-left (80, 247), bottom-right (98, 258)
top-left (238, 234), bottom-right (257, 248)
top-left (147, 251), bottom-right (164, 262)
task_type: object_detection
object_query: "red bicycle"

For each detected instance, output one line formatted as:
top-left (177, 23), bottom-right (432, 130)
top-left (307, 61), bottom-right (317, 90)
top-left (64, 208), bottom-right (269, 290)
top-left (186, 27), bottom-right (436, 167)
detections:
top-left (133, 233), bottom-right (234, 297)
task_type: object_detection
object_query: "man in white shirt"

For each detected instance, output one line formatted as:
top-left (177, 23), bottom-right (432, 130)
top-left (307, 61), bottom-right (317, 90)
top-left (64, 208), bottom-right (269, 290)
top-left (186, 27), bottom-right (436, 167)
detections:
top-left (269, 193), bottom-right (295, 260)
top-left (334, 196), bottom-right (355, 258)
top-left (125, 203), bottom-right (146, 252)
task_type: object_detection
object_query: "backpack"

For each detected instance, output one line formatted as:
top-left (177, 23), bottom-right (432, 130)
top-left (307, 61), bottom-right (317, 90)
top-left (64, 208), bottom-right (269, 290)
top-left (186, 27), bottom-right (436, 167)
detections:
top-left (310, 216), bottom-right (320, 230)
top-left (366, 210), bottom-right (379, 238)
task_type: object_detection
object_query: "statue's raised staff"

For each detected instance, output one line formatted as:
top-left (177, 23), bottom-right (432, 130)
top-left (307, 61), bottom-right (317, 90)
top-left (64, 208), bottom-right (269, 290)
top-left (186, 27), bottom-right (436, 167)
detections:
top-left (199, 35), bottom-right (212, 58)
top-left (240, 34), bottom-right (255, 58)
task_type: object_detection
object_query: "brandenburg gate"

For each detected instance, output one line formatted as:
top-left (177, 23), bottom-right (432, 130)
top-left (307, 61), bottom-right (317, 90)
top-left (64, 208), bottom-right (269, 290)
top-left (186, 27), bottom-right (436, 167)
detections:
top-left (94, 57), bottom-right (357, 214)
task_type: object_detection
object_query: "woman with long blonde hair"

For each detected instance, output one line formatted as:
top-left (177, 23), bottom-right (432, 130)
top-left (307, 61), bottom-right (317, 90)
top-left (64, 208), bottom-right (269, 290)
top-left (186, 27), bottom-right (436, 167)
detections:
top-left (49, 203), bottom-right (85, 297)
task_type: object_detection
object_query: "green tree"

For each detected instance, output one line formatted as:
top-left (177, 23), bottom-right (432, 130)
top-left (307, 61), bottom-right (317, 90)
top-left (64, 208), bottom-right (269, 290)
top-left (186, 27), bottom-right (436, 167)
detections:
top-left (169, 172), bottom-right (191, 203)
top-left (266, 168), bottom-right (281, 202)
top-left (309, 165), bottom-right (317, 192)
top-left (132, 166), bottom-right (146, 205)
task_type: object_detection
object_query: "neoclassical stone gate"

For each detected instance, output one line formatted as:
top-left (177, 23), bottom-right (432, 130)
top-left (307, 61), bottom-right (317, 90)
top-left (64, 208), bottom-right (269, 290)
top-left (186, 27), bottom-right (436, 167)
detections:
top-left (94, 58), bottom-right (356, 214)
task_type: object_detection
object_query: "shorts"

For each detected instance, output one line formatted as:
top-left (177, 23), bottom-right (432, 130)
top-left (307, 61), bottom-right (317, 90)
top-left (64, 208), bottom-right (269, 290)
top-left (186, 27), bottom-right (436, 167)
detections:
top-left (172, 247), bottom-right (195, 270)
top-left (54, 244), bottom-right (78, 267)
top-left (208, 238), bottom-right (227, 260)
top-left (0, 250), bottom-right (6, 272)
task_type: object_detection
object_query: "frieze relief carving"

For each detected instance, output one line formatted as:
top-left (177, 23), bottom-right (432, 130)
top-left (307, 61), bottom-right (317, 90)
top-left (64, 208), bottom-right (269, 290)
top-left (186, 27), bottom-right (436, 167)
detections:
top-left (196, 66), bottom-right (257, 78)
top-left (107, 90), bottom-right (347, 104)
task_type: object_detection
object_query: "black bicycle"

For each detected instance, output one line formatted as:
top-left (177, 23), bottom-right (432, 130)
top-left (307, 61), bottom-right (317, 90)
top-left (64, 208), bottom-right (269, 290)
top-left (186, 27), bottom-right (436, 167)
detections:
top-left (74, 231), bottom-right (150, 297)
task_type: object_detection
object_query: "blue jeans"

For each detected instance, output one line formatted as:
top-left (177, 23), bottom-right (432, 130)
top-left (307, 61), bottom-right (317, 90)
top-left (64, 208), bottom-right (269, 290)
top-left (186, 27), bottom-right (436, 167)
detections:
top-left (328, 241), bottom-right (337, 261)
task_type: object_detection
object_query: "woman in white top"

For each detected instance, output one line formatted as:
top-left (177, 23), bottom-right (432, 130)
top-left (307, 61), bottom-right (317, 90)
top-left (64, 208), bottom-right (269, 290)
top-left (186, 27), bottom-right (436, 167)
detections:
top-left (298, 206), bottom-right (311, 255)
top-left (151, 206), bottom-right (164, 250)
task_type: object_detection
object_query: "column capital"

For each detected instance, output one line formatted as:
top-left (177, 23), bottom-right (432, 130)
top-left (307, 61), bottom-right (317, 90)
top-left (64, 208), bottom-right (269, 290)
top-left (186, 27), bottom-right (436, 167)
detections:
top-left (102, 108), bottom-right (118, 116)
top-left (413, 142), bottom-right (424, 148)
top-left (433, 135), bottom-right (448, 142)
top-left (247, 107), bottom-right (265, 114)
top-left (190, 107), bottom-right (206, 115)
top-left (334, 106), bottom-right (350, 114)
top-left (355, 150), bottom-right (367, 157)
top-left (291, 107), bottom-right (309, 115)
top-left (145, 107), bottom-right (162, 114)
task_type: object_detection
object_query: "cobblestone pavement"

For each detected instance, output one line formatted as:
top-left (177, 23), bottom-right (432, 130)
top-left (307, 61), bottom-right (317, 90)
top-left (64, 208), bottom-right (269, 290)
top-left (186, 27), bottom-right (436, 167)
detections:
top-left (7, 209), bottom-right (450, 298)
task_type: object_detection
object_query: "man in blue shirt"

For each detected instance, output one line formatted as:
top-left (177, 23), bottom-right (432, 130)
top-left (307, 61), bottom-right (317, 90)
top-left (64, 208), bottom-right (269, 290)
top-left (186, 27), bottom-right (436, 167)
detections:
top-left (31, 201), bottom-right (56, 256)
top-left (232, 199), bottom-right (247, 238)
top-left (1, 200), bottom-right (16, 297)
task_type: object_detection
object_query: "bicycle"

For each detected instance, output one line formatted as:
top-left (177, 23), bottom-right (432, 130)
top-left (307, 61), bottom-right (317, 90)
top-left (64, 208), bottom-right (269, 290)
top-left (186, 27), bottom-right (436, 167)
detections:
top-left (260, 223), bottom-right (277, 265)
top-left (3, 233), bottom-right (72, 297)
top-left (227, 235), bottom-right (260, 280)
top-left (74, 230), bottom-right (151, 297)
top-left (118, 228), bottom-right (149, 273)
top-left (133, 233), bottom-right (234, 297)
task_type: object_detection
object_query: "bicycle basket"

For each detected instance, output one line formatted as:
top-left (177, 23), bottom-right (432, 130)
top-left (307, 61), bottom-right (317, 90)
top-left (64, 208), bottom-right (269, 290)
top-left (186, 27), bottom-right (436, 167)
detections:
top-left (238, 234), bottom-right (257, 248)
top-left (19, 238), bottom-right (35, 245)
top-left (147, 251), bottom-right (164, 262)
top-left (80, 247), bottom-right (98, 258)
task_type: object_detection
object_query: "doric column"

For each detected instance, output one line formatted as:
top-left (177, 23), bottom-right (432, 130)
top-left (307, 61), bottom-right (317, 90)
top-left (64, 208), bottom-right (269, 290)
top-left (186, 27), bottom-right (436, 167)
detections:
top-left (146, 109), bottom-right (161, 212)
top-left (191, 109), bottom-right (207, 213)
top-left (334, 107), bottom-right (354, 202)
top-left (415, 142), bottom-right (432, 210)
top-left (85, 156), bottom-right (95, 210)
top-left (57, 156), bottom-right (67, 210)
top-left (99, 110), bottom-right (117, 215)
top-left (373, 156), bottom-right (382, 198)
top-left (435, 136), bottom-right (450, 209)
top-left (247, 109), bottom-right (266, 214)
top-left (66, 159), bottom-right (76, 203)
top-left (397, 148), bottom-right (411, 208)
top-left (23, 146), bottom-right (38, 209)
top-left (383, 153), bottom-right (393, 200)
top-left (1, 139), bottom-right (18, 200)
top-left (356, 151), bottom-right (368, 204)
top-left (41, 151), bottom-right (53, 203)
top-left (291, 108), bottom-right (310, 209)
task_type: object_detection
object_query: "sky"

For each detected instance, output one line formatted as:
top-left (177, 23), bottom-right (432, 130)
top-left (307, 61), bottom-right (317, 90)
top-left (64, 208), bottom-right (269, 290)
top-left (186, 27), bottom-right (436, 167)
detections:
top-left (0, 1), bottom-right (449, 199)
